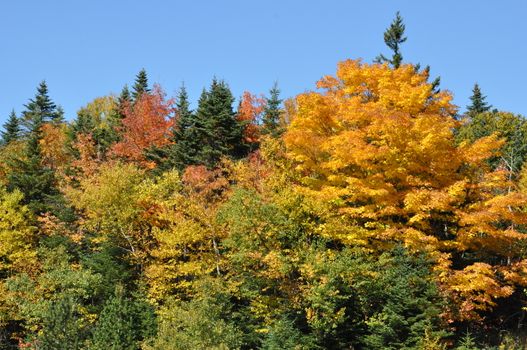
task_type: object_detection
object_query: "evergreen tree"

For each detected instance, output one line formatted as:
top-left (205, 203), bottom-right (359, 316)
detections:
top-left (55, 105), bottom-right (66, 124)
top-left (375, 11), bottom-right (407, 68)
top-left (132, 69), bottom-right (150, 100)
top-left (117, 84), bottom-right (132, 118)
top-left (119, 84), bottom-right (132, 107)
top-left (108, 85), bottom-right (133, 144)
top-left (90, 287), bottom-right (156, 350)
top-left (467, 83), bottom-right (491, 116)
top-left (261, 82), bottom-right (283, 138)
top-left (21, 81), bottom-right (62, 132)
top-left (90, 289), bottom-right (136, 350)
top-left (156, 84), bottom-right (200, 170)
top-left (194, 79), bottom-right (244, 168)
top-left (1, 110), bottom-right (22, 145)
top-left (39, 297), bottom-right (83, 350)
top-left (6, 83), bottom-right (65, 216)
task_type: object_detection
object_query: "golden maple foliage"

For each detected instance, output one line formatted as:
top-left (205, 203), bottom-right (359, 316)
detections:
top-left (284, 59), bottom-right (527, 320)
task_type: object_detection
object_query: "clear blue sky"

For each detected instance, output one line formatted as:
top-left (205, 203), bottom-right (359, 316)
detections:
top-left (0, 0), bottom-right (525, 124)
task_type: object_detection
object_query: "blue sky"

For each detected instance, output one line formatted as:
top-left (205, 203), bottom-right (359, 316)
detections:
top-left (0, 0), bottom-right (525, 124)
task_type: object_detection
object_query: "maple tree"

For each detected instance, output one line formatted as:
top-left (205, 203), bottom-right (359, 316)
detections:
top-left (237, 91), bottom-right (265, 150)
top-left (284, 59), bottom-right (527, 320)
top-left (111, 85), bottom-right (175, 168)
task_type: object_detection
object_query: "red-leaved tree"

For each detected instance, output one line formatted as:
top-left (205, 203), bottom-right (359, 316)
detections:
top-left (112, 85), bottom-right (175, 168)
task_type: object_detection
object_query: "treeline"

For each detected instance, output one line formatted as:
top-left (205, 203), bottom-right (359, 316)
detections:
top-left (1, 13), bottom-right (527, 350)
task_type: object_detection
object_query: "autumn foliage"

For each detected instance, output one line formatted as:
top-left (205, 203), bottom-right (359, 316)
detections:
top-left (237, 91), bottom-right (265, 145)
top-left (284, 59), bottom-right (527, 321)
top-left (111, 85), bottom-right (175, 168)
top-left (3, 59), bottom-right (527, 348)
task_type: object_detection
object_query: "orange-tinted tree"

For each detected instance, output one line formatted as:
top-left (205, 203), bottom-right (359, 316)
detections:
top-left (111, 85), bottom-right (175, 168)
top-left (237, 91), bottom-right (265, 149)
top-left (284, 59), bottom-right (527, 321)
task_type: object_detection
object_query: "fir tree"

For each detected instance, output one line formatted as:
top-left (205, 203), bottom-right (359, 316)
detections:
top-left (194, 79), bottom-right (244, 168)
top-left (467, 83), bottom-right (491, 116)
top-left (375, 11), bottom-right (407, 68)
top-left (1, 110), bottom-right (22, 145)
top-left (132, 69), bottom-right (150, 100)
top-left (261, 82), bottom-right (283, 138)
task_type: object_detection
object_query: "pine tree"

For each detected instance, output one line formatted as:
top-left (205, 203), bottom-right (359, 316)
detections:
top-left (467, 83), bottom-right (491, 116)
top-left (375, 11), bottom-right (407, 68)
top-left (132, 69), bottom-right (150, 100)
top-left (261, 82), bottom-right (283, 138)
top-left (1, 110), bottom-right (22, 145)
top-left (194, 79), bottom-right (244, 168)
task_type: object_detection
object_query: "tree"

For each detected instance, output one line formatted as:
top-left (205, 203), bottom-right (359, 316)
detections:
top-left (193, 79), bottom-right (244, 167)
top-left (111, 85), bottom-right (175, 168)
top-left (65, 162), bottom-right (145, 260)
top-left (89, 287), bottom-right (155, 350)
top-left (375, 11), bottom-right (407, 68)
top-left (0, 186), bottom-right (37, 275)
top-left (237, 91), bottom-right (265, 151)
top-left (144, 282), bottom-right (243, 350)
top-left (261, 82), bottom-right (284, 138)
top-left (6, 80), bottom-right (66, 215)
top-left (457, 111), bottom-right (527, 177)
top-left (466, 83), bottom-right (491, 116)
top-left (132, 69), bottom-right (150, 100)
top-left (284, 59), bottom-right (527, 321)
top-left (38, 297), bottom-right (83, 350)
top-left (71, 96), bottom-right (120, 160)
top-left (151, 84), bottom-right (200, 171)
top-left (21, 81), bottom-right (63, 132)
top-left (1, 110), bottom-right (22, 145)
top-left (118, 85), bottom-right (132, 108)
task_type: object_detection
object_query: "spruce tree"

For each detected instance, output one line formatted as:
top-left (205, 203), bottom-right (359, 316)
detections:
top-left (7, 82), bottom-right (64, 216)
top-left (194, 79), bottom-right (244, 168)
top-left (110, 85), bottom-right (132, 138)
top-left (132, 69), bottom-right (150, 100)
top-left (375, 11), bottom-right (407, 68)
top-left (21, 81), bottom-right (62, 131)
top-left (1, 110), bottom-right (22, 145)
top-left (467, 83), bottom-right (491, 116)
top-left (119, 84), bottom-right (132, 106)
top-left (261, 82), bottom-right (283, 138)
top-left (166, 85), bottom-right (200, 169)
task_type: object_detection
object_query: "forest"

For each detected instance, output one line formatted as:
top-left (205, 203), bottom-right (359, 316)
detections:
top-left (1, 12), bottom-right (527, 350)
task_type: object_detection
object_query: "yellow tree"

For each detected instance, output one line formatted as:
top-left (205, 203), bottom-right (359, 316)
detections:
top-left (0, 186), bottom-right (37, 275)
top-left (143, 164), bottom-right (232, 303)
top-left (284, 59), bottom-right (527, 321)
